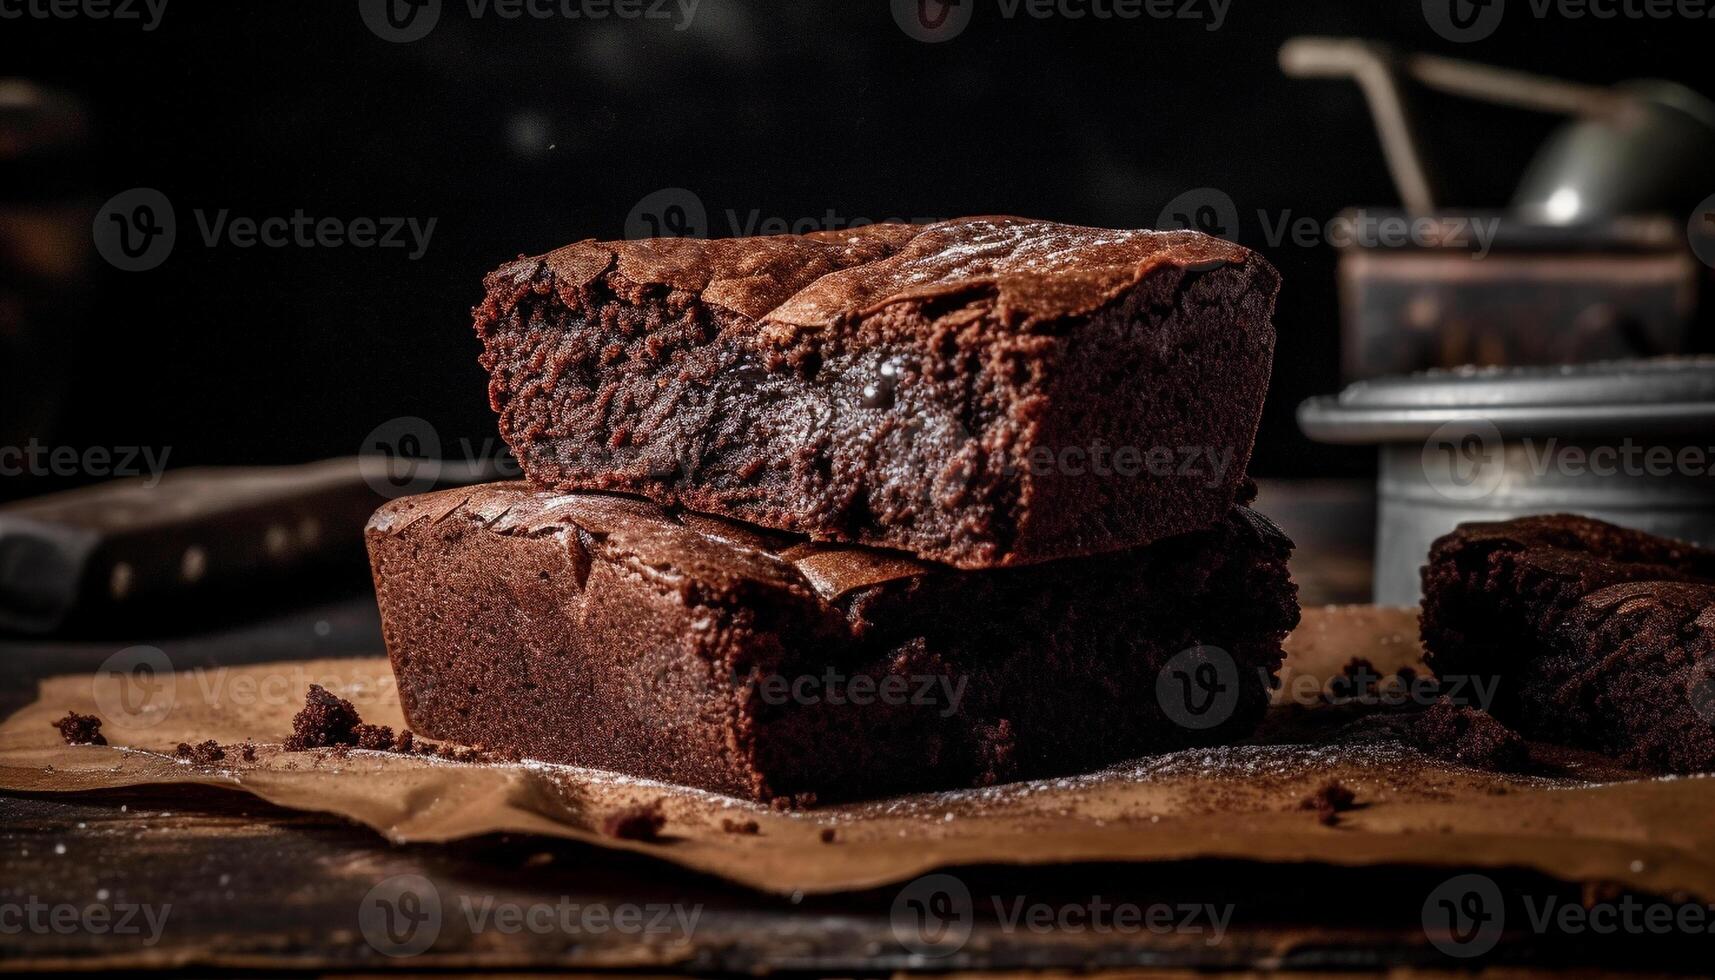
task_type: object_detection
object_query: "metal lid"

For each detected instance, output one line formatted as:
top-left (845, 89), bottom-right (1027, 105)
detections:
top-left (1298, 358), bottom-right (1715, 443)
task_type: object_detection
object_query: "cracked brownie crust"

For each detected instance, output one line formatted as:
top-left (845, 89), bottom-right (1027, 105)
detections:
top-left (366, 483), bottom-right (1300, 804)
top-left (473, 217), bottom-right (1280, 568)
top-left (1420, 515), bottom-right (1715, 773)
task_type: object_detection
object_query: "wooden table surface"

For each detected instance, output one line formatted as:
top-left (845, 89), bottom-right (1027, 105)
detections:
top-left (12, 479), bottom-right (1693, 974)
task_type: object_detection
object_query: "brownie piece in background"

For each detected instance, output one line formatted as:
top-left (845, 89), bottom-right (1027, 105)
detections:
top-left (367, 483), bottom-right (1299, 804)
top-left (474, 217), bottom-right (1279, 569)
top-left (1421, 515), bottom-right (1715, 773)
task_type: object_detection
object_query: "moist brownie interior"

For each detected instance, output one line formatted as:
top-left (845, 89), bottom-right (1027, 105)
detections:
top-left (473, 217), bottom-right (1279, 569)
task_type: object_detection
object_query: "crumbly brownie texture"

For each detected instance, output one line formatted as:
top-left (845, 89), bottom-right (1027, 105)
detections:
top-left (1409, 697), bottom-right (1529, 773)
top-left (1300, 779), bottom-right (1356, 826)
top-left (601, 800), bottom-right (668, 841)
top-left (366, 483), bottom-right (1299, 804)
top-left (52, 710), bottom-right (106, 746)
top-left (473, 217), bottom-right (1280, 569)
top-left (175, 740), bottom-right (226, 764)
top-left (1421, 515), bottom-right (1715, 773)
top-left (284, 684), bottom-right (364, 751)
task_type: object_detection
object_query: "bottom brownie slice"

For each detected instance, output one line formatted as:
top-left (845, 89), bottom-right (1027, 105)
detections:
top-left (1421, 515), bottom-right (1715, 774)
top-left (366, 483), bottom-right (1299, 804)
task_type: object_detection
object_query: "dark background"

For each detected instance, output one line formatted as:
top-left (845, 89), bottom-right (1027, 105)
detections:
top-left (3, 0), bottom-right (1707, 501)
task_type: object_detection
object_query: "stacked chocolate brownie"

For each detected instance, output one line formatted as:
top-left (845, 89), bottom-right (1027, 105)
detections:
top-left (1421, 514), bottom-right (1715, 774)
top-left (367, 216), bottom-right (1301, 804)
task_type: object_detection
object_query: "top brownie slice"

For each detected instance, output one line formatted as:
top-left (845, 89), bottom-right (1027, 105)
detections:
top-left (473, 216), bottom-right (1280, 568)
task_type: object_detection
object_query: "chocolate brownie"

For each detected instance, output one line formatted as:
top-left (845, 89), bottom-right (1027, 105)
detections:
top-left (1421, 515), bottom-right (1715, 773)
top-left (366, 483), bottom-right (1299, 803)
top-left (473, 217), bottom-right (1280, 568)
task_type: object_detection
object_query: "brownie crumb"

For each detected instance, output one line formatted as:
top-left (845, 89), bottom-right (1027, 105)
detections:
top-left (239, 740), bottom-right (258, 762)
top-left (392, 729), bottom-right (415, 753)
top-left (51, 711), bottom-right (106, 746)
top-left (721, 818), bottom-right (760, 835)
top-left (284, 684), bottom-right (361, 751)
top-left (1412, 697), bottom-right (1530, 772)
top-left (1327, 658), bottom-right (1382, 702)
top-left (1300, 779), bottom-right (1357, 826)
top-left (175, 740), bottom-right (225, 765)
top-left (352, 723), bottom-right (395, 751)
top-left (601, 801), bottom-right (667, 841)
top-left (820, 827), bottom-right (839, 843)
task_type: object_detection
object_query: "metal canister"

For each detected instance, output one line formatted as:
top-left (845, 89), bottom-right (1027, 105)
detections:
top-left (1298, 358), bottom-right (1715, 604)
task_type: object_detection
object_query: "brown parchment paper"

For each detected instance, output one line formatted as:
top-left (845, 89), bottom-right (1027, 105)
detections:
top-left (3, 605), bottom-right (1714, 899)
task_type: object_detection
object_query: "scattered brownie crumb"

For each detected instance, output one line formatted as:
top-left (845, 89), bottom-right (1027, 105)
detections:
top-left (51, 711), bottom-right (106, 746)
top-left (239, 740), bottom-right (257, 762)
top-left (721, 818), bottom-right (760, 835)
top-left (352, 723), bottom-right (395, 751)
top-left (820, 828), bottom-right (839, 843)
top-left (1300, 779), bottom-right (1357, 826)
top-left (174, 740), bottom-right (225, 765)
top-left (392, 729), bottom-right (415, 753)
top-left (601, 800), bottom-right (667, 842)
top-left (1327, 658), bottom-right (1382, 701)
top-left (284, 684), bottom-right (361, 751)
top-left (1412, 696), bottom-right (1530, 772)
